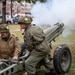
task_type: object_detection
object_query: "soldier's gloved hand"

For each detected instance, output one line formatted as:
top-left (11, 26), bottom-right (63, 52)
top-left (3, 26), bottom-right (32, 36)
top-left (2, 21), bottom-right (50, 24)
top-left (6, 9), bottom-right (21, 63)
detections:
top-left (12, 56), bottom-right (18, 61)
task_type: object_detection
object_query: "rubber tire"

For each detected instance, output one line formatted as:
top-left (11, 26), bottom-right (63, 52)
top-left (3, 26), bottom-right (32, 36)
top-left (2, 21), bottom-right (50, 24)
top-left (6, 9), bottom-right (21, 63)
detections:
top-left (53, 44), bottom-right (72, 74)
top-left (7, 21), bottom-right (11, 24)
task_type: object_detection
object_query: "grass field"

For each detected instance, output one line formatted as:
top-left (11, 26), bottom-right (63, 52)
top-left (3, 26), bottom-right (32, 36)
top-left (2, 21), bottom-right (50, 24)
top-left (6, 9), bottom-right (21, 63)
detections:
top-left (9, 25), bottom-right (75, 75)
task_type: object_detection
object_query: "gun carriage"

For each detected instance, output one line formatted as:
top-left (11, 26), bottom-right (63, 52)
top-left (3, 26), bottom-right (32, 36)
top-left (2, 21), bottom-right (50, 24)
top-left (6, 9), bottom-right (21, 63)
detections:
top-left (0, 23), bottom-right (72, 75)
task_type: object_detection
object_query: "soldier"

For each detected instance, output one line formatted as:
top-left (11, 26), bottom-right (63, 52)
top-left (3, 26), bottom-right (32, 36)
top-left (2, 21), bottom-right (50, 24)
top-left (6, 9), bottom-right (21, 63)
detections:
top-left (0, 24), bottom-right (21, 61)
top-left (18, 16), bottom-right (58, 75)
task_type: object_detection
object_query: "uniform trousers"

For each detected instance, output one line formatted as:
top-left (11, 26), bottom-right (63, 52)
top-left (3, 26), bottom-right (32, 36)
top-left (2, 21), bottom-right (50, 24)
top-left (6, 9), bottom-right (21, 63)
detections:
top-left (25, 55), bottom-right (53, 74)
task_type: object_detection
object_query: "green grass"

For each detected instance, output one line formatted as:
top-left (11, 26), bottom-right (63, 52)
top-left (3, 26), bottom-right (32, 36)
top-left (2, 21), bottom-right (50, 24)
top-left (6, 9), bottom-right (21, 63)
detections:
top-left (14, 31), bottom-right (23, 42)
top-left (9, 24), bottom-right (20, 30)
top-left (9, 25), bottom-right (75, 75)
top-left (9, 25), bottom-right (23, 42)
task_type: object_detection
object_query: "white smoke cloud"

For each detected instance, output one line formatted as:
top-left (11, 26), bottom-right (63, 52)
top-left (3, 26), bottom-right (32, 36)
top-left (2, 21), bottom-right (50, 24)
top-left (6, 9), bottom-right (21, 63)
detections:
top-left (31, 0), bottom-right (75, 29)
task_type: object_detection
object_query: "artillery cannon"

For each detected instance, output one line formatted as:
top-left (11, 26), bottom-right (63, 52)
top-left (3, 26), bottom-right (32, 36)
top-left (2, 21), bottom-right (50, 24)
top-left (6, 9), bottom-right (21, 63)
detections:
top-left (0, 23), bottom-right (72, 75)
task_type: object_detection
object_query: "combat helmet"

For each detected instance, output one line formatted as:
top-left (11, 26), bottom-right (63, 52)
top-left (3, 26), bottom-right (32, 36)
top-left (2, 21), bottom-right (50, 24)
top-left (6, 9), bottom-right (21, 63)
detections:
top-left (18, 16), bottom-right (33, 24)
top-left (0, 24), bottom-right (9, 33)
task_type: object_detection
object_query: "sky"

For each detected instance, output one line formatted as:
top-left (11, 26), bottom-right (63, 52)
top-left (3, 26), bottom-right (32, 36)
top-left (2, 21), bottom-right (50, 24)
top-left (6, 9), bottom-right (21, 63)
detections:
top-left (31, 0), bottom-right (75, 29)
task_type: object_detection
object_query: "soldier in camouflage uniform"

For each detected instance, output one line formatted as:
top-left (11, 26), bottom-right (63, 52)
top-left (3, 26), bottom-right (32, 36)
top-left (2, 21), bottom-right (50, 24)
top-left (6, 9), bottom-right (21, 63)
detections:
top-left (0, 24), bottom-right (21, 61)
top-left (18, 16), bottom-right (58, 75)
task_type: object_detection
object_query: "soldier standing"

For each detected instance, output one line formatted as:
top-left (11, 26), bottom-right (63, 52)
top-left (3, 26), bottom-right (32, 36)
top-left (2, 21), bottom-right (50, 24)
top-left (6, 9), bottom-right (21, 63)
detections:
top-left (0, 24), bottom-right (21, 61)
top-left (18, 16), bottom-right (58, 75)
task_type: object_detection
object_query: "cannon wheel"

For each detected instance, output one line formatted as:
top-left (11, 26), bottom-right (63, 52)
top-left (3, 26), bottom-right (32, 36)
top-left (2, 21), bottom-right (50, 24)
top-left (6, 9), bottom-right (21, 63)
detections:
top-left (53, 44), bottom-right (72, 74)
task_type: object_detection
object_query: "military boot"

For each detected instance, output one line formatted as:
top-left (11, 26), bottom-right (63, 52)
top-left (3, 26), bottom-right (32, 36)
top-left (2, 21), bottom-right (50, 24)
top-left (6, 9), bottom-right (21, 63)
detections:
top-left (45, 69), bottom-right (59, 75)
top-left (50, 68), bottom-right (59, 75)
top-left (45, 71), bottom-right (59, 75)
top-left (28, 74), bottom-right (35, 75)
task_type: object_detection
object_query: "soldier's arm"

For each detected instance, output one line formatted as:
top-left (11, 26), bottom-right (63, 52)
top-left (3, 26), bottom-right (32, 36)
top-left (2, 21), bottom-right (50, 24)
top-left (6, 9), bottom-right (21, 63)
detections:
top-left (30, 27), bottom-right (45, 45)
top-left (13, 36), bottom-right (21, 57)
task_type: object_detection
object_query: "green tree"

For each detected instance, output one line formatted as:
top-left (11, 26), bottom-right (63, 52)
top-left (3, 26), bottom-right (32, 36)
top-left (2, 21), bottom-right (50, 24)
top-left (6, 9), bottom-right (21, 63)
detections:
top-left (2, 0), bottom-right (6, 23)
top-left (17, 0), bottom-right (46, 3)
top-left (40, 0), bottom-right (46, 2)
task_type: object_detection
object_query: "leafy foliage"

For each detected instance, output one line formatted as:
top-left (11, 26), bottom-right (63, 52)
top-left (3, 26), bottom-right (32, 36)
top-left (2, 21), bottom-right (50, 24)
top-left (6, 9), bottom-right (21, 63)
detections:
top-left (17, 0), bottom-right (47, 3)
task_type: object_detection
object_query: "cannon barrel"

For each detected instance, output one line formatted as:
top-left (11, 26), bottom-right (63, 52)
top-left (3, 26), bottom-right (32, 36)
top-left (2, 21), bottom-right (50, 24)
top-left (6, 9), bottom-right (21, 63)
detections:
top-left (43, 23), bottom-right (64, 43)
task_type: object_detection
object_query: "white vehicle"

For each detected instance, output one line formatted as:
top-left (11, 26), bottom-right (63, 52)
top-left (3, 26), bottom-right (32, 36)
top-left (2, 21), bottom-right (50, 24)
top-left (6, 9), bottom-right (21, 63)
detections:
top-left (0, 15), bottom-right (13, 24)
top-left (6, 15), bottom-right (13, 24)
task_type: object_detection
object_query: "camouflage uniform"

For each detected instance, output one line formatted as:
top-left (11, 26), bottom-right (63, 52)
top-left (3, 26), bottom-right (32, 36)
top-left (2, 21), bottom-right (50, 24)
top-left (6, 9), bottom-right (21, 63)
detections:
top-left (18, 16), bottom-right (53, 75)
top-left (0, 24), bottom-right (21, 59)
